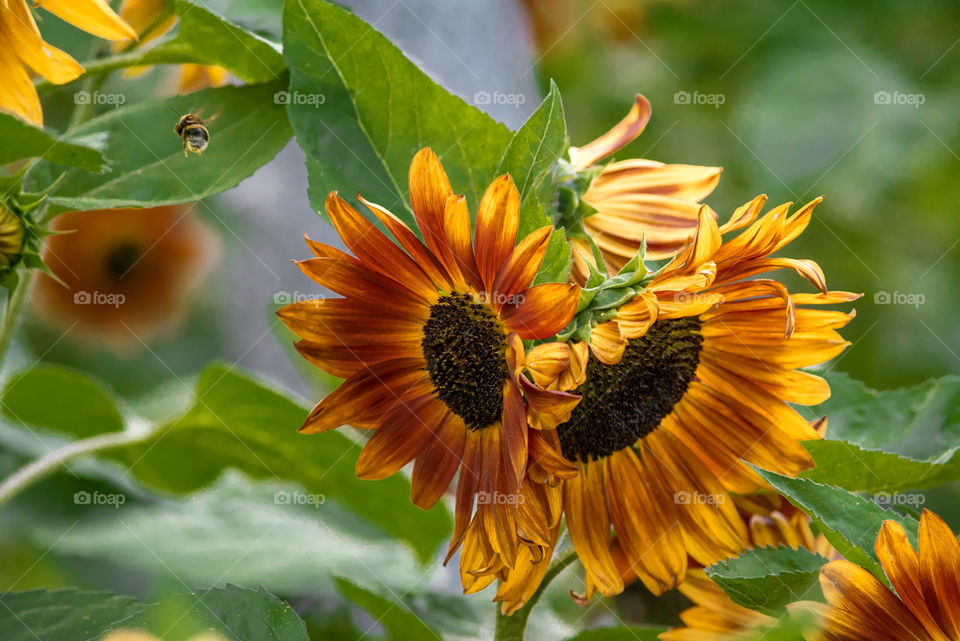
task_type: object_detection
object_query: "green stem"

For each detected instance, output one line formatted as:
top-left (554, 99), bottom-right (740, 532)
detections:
top-left (0, 427), bottom-right (159, 509)
top-left (494, 547), bottom-right (579, 641)
top-left (0, 270), bottom-right (32, 367)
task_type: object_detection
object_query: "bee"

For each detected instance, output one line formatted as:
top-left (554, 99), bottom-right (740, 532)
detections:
top-left (171, 108), bottom-right (211, 157)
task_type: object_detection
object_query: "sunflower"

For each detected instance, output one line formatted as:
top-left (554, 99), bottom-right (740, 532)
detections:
top-left (0, 0), bottom-right (136, 125)
top-left (277, 148), bottom-right (582, 591)
top-left (529, 194), bottom-right (858, 602)
top-left (662, 498), bottom-right (839, 641)
top-left (811, 509), bottom-right (960, 641)
top-left (568, 94), bottom-right (722, 282)
top-left (32, 205), bottom-right (216, 350)
top-left (115, 0), bottom-right (228, 93)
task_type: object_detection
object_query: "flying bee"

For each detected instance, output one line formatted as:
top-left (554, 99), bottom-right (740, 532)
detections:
top-left (171, 107), bottom-right (211, 157)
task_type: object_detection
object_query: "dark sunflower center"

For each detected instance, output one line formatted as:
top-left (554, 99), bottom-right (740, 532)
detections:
top-left (558, 317), bottom-right (704, 462)
top-left (104, 242), bottom-right (141, 281)
top-left (421, 293), bottom-right (508, 430)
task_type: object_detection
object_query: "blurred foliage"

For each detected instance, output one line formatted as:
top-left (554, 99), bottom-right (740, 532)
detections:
top-left (529, 0), bottom-right (960, 387)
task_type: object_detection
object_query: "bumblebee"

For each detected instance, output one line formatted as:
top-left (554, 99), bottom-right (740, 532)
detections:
top-left (173, 111), bottom-right (209, 157)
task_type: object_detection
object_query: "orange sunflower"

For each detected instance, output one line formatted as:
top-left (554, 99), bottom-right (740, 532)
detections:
top-left (277, 148), bottom-right (582, 590)
top-left (0, 0), bottom-right (137, 125)
top-left (812, 509), bottom-right (960, 641)
top-left (32, 205), bottom-right (216, 350)
top-left (663, 499), bottom-right (839, 641)
top-left (530, 195), bottom-right (857, 602)
top-left (568, 94), bottom-right (722, 281)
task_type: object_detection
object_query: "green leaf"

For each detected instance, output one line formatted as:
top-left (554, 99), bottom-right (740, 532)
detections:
top-left (2, 365), bottom-right (125, 438)
top-left (754, 467), bottom-right (918, 582)
top-left (129, 584), bottom-right (307, 641)
top-left (334, 577), bottom-right (442, 641)
top-left (496, 80), bottom-right (567, 239)
top-left (283, 0), bottom-right (513, 225)
top-left (24, 81), bottom-right (291, 211)
top-left (141, 0), bottom-right (285, 83)
top-left (562, 626), bottom-right (668, 641)
top-left (0, 112), bottom-right (106, 171)
top-left (3, 363), bottom-right (450, 562)
top-left (800, 373), bottom-right (960, 493)
top-left (532, 228), bottom-right (574, 285)
top-left (32, 473), bottom-right (425, 596)
top-left (0, 588), bottom-right (140, 641)
top-left (705, 546), bottom-right (826, 616)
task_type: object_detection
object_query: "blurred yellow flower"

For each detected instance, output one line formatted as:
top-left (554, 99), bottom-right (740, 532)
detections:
top-left (0, 0), bottom-right (136, 125)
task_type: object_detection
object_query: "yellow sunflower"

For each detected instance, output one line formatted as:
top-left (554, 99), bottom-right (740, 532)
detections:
top-left (812, 509), bottom-right (960, 641)
top-left (277, 148), bottom-right (582, 591)
top-left (115, 0), bottom-right (228, 93)
top-left (663, 499), bottom-right (839, 641)
top-left (0, 0), bottom-right (136, 125)
top-left (528, 195), bottom-right (857, 603)
top-left (568, 94), bottom-right (722, 282)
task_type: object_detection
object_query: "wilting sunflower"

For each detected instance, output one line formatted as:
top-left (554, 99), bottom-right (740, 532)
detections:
top-left (531, 195), bottom-right (858, 602)
top-left (0, 0), bottom-right (137, 125)
top-left (811, 509), bottom-right (960, 641)
top-left (115, 0), bottom-right (228, 93)
top-left (277, 148), bottom-right (581, 591)
top-left (662, 499), bottom-right (839, 641)
top-left (567, 94), bottom-right (722, 282)
top-left (33, 205), bottom-right (216, 350)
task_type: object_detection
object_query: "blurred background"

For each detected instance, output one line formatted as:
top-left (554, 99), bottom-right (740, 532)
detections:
top-left (3, 0), bottom-right (960, 637)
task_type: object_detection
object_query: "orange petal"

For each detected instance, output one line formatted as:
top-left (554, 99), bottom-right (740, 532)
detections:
top-left (356, 395), bottom-right (439, 479)
top-left (411, 411), bottom-right (467, 508)
top-left (588, 320), bottom-right (627, 365)
top-left (501, 283), bottom-right (580, 340)
top-left (442, 194), bottom-right (483, 291)
top-left (569, 94), bottom-right (651, 168)
top-left (38, 0), bottom-right (139, 41)
top-left (918, 509), bottom-right (960, 639)
top-left (474, 174), bottom-right (519, 293)
top-left (492, 225), bottom-right (553, 303)
top-left (564, 460), bottom-right (624, 597)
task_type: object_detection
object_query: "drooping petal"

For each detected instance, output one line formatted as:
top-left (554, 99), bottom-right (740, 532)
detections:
top-left (568, 94), bottom-right (651, 168)
top-left (38, 0), bottom-right (138, 41)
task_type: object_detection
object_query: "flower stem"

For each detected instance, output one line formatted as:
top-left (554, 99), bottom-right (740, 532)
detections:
top-left (0, 427), bottom-right (160, 509)
top-left (494, 547), bottom-right (579, 641)
top-left (0, 270), bottom-right (32, 367)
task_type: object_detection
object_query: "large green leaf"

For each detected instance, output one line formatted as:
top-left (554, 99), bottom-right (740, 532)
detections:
top-left (334, 577), bottom-right (442, 641)
top-left (140, 0), bottom-right (285, 83)
top-left (755, 467), bottom-right (918, 582)
top-left (0, 112), bottom-right (106, 171)
top-left (24, 81), bottom-right (291, 211)
top-left (2, 364), bottom-right (451, 562)
top-left (2, 365), bottom-right (125, 438)
top-left (282, 0), bottom-right (513, 225)
top-left (800, 373), bottom-right (960, 493)
top-left (128, 584), bottom-right (307, 641)
top-left (705, 546), bottom-right (827, 616)
top-left (0, 588), bottom-right (140, 641)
